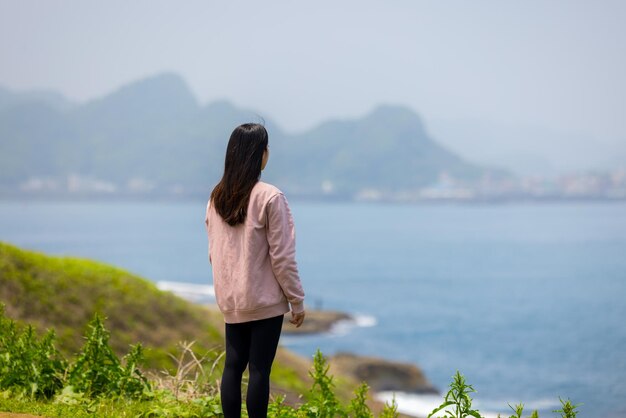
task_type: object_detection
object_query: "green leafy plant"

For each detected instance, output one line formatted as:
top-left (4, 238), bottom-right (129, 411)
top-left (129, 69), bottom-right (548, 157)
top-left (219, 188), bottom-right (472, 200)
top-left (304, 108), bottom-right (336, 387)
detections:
top-left (378, 394), bottom-right (399, 418)
top-left (553, 397), bottom-right (581, 418)
top-left (508, 402), bottom-right (524, 418)
top-left (428, 370), bottom-right (483, 418)
top-left (0, 304), bottom-right (66, 398)
top-left (66, 314), bottom-right (150, 399)
top-left (503, 402), bottom-right (540, 418)
top-left (0, 305), bottom-right (584, 418)
top-left (266, 349), bottom-right (400, 418)
top-left (300, 349), bottom-right (346, 417)
top-left (268, 394), bottom-right (299, 418)
top-left (348, 382), bottom-right (374, 418)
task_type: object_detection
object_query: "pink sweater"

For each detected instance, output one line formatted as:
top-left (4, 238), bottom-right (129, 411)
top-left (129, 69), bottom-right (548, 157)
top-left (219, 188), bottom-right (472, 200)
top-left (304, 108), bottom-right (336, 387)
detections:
top-left (204, 181), bottom-right (305, 323)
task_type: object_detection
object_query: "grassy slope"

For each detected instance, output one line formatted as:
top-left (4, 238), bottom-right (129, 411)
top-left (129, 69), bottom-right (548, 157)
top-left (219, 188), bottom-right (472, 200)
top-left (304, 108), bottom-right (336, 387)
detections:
top-left (0, 241), bottom-right (325, 398)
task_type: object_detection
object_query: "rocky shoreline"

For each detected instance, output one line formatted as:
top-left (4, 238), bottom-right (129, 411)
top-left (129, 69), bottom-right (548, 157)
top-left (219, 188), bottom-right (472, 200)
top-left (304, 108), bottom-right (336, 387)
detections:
top-left (328, 352), bottom-right (438, 395)
top-left (201, 302), bottom-right (438, 417)
top-left (282, 310), bottom-right (439, 393)
top-left (281, 309), bottom-right (353, 334)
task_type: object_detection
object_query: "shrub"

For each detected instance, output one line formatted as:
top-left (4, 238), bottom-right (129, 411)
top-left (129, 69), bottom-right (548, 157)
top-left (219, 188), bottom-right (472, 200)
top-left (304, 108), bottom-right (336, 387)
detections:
top-left (66, 313), bottom-right (150, 399)
top-left (0, 304), bottom-right (66, 398)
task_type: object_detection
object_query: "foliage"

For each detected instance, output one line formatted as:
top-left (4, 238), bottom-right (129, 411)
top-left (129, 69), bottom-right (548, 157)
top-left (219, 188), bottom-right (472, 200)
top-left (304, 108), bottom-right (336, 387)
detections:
top-left (66, 314), bottom-right (150, 399)
top-left (428, 370), bottom-right (483, 418)
top-left (377, 395), bottom-right (399, 418)
top-left (0, 304), bottom-right (583, 418)
top-left (348, 383), bottom-right (374, 418)
top-left (266, 349), bottom-right (399, 418)
top-left (553, 397), bottom-right (582, 418)
top-left (0, 240), bottom-right (223, 367)
top-left (147, 340), bottom-right (224, 400)
top-left (507, 402), bottom-right (524, 418)
top-left (304, 349), bottom-right (345, 417)
top-left (0, 304), bottom-right (66, 398)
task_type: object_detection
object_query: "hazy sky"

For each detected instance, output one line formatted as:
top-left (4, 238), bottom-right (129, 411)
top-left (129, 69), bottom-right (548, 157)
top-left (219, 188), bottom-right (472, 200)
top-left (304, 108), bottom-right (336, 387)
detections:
top-left (1, 0), bottom-right (625, 144)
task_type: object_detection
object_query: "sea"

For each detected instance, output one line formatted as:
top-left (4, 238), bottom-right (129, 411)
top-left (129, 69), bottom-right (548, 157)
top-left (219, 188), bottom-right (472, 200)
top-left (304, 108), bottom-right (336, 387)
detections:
top-left (1, 199), bottom-right (625, 418)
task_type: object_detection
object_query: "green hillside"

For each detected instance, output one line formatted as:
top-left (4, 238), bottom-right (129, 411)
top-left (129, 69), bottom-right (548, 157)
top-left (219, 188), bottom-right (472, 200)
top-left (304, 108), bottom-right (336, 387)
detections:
top-left (0, 241), bottom-right (314, 396)
top-left (0, 241), bottom-right (220, 362)
top-left (0, 241), bottom-right (401, 416)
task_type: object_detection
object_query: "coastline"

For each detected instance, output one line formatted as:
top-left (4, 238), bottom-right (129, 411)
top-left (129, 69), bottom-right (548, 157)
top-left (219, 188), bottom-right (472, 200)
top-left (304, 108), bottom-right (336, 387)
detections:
top-left (157, 281), bottom-right (439, 418)
top-left (167, 287), bottom-right (574, 418)
top-left (155, 280), bottom-right (562, 418)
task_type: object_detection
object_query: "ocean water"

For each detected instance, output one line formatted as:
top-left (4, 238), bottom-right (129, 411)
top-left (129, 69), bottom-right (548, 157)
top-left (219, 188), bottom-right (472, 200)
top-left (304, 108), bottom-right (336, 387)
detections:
top-left (1, 199), bottom-right (625, 418)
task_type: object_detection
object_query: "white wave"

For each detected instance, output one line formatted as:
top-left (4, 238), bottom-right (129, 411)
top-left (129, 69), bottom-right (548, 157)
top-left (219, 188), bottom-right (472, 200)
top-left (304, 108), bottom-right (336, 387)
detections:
top-left (522, 398), bottom-right (562, 410)
top-left (156, 280), bottom-right (215, 303)
top-left (328, 319), bottom-right (354, 336)
top-left (328, 313), bottom-right (377, 336)
top-left (353, 314), bottom-right (377, 327)
top-left (374, 391), bottom-right (503, 418)
top-left (473, 397), bottom-right (562, 413)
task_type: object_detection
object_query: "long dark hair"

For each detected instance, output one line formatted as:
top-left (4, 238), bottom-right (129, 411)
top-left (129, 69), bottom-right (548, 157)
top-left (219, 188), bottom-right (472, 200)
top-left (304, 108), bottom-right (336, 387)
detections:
top-left (210, 123), bottom-right (269, 226)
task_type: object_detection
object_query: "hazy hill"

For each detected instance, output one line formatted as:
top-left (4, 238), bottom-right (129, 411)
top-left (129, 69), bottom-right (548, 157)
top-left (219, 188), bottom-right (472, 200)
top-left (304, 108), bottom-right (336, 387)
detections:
top-left (427, 117), bottom-right (626, 177)
top-left (0, 85), bottom-right (74, 113)
top-left (0, 72), bottom-right (514, 198)
top-left (276, 105), bottom-right (491, 195)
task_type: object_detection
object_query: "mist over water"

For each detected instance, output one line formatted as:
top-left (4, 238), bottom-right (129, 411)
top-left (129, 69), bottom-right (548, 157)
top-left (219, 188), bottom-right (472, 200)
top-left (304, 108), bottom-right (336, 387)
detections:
top-left (1, 200), bottom-right (625, 418)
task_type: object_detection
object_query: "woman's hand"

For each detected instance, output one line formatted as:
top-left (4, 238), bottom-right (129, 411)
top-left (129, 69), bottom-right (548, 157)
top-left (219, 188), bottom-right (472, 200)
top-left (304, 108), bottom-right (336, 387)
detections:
top-left (290, 310), bottom-right (305, 328)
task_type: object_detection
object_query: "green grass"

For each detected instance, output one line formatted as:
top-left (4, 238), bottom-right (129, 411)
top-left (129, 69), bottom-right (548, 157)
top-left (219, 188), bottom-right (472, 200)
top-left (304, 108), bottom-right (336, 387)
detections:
top-left (0, 395), bottom-right (221, 418)
top-left (0, 241), bottom-right (309, 396)
top-left (0, 303), bottom-right (398, 418)
top-left (0, 241), bottom-right (222, 362)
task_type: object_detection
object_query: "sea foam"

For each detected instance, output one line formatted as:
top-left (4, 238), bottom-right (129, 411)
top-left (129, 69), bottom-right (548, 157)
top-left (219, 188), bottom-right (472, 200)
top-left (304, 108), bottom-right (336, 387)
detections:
top-left (374, 391), bottom-right (561, 418)
top-left (329, 313), bottom-right (378, 335)
top-left (156, 280), bottom-right (215, 304)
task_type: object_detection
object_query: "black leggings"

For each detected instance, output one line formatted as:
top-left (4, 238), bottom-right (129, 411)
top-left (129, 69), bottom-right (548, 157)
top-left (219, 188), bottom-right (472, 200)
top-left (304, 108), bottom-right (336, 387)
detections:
top-left (221, 314), bottom-right (284, 418)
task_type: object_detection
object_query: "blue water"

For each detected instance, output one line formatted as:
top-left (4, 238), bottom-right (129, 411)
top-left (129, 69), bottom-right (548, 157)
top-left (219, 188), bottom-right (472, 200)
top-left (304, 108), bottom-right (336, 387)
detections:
top-left (1, 200), bottom-right (625, 418)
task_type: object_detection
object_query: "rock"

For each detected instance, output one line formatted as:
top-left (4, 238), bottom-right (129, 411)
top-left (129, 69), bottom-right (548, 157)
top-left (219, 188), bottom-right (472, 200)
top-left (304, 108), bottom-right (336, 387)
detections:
top-left (328, 352), bottom-right (439, 394)
top-left (282, 309), bottom-right (352, 334)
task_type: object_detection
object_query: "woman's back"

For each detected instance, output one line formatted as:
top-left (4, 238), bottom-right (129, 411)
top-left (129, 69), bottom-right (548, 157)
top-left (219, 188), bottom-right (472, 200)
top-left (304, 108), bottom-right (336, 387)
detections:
top-left (205, 181), bottom-right (305, 324)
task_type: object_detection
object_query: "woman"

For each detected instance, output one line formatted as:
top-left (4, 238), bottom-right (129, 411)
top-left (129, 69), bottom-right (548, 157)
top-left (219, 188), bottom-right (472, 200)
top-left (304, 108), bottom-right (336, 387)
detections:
top-left (204, 123), bottom-right (306, 418)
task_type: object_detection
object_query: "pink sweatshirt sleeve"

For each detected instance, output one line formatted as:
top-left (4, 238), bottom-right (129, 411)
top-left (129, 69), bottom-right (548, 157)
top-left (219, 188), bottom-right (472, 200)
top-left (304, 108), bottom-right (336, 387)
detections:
top-left (266, 193), bottom-right (305, 313)
top-left (204, 200), bottom-right (212, 264)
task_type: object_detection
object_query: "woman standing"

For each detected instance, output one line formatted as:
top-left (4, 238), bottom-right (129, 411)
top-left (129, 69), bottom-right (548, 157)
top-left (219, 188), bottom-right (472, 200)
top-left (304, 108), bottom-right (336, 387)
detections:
top-left (204, 123), bottom-right (306, 418)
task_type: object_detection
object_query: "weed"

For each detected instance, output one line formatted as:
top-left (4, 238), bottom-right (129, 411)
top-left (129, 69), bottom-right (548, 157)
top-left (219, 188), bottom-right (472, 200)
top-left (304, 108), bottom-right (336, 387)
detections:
top-left (349, 383), bottom-right (374, 418)
top-left (304, 349), bottom-right (345, 417)
top-left (553, 397), bottom-right (581, 418)
top-left (0, 305), bottom-right (66, 398)
top-left (428, 370), bottom-right (483, 418)
top-left (148, 340), bottom-right (224, 400)
top-left (66, 313), bottom-right (150, 399)
top-left (0, 305), bottom-right (583, 418)
top-left (507, 402), bottom-right (524, 418)
top-left (378, 394), bottom-right (399, 418)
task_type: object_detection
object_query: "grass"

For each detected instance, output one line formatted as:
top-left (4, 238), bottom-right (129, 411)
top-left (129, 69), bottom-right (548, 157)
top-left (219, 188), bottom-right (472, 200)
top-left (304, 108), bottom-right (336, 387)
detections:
top-left (0, 241), bottom-right (315, 397)
top-left (0, 305), bottom-right (399, 417)
top-left (0, 393), bottom-right (229, 418)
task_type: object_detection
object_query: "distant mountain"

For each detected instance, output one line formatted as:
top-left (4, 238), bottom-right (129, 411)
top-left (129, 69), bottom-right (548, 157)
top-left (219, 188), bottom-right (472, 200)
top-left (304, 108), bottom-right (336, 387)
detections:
top-left (426, 117), bottom-right (626, 177)
top-left (0, 72), bottom-right (514, 199)
top-left (272, 105), bottom-right (500, 195)
top-left (0, 85), bottom-right (75, 113)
